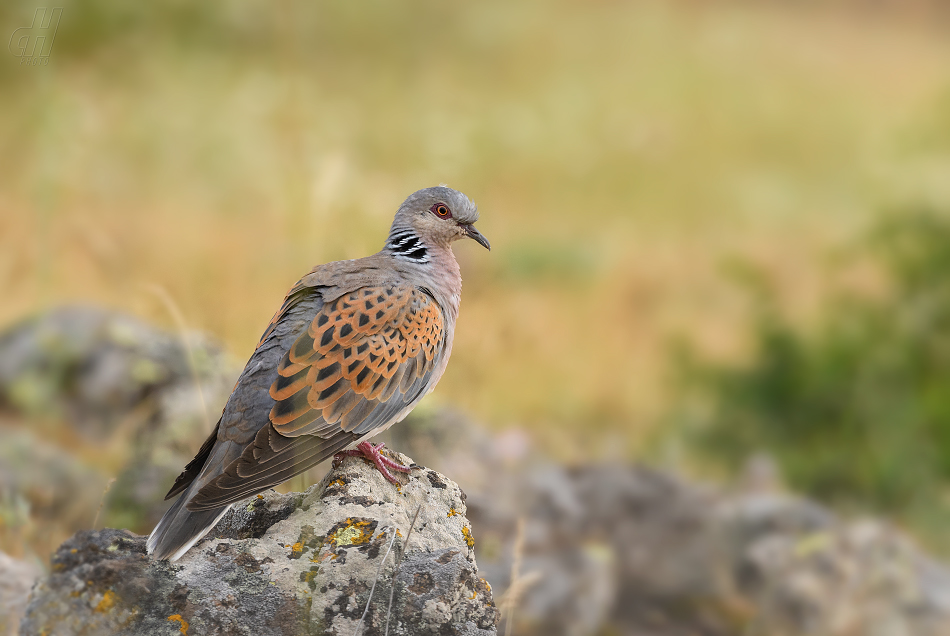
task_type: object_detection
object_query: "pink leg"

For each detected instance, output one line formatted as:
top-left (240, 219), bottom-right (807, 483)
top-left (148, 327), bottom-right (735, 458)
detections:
top-left (333, 442), bottom-right (411, 485)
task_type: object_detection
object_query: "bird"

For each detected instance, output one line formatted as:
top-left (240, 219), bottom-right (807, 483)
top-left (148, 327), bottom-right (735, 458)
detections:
top-left (147, 186), bottom-right (489, 561)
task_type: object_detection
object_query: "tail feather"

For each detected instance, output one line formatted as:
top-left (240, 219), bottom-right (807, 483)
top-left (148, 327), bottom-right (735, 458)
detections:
top-left (148, 438), bottom-right (242, 561)
top-left (147, 481), bottom-right (231, 561)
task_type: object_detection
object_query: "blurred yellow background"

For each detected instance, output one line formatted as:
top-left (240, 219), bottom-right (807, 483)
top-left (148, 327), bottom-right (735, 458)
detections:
top-left (7, 4), bottom-right (950, 635)
top-left (2, 1), bottom-right (950, 486)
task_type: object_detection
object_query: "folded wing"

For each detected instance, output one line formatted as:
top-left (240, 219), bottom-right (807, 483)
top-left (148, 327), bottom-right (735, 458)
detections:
top-left (188, 284), bottom-right (444, 510)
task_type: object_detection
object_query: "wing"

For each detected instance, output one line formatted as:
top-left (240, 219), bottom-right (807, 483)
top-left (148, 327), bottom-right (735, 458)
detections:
top-left (269, 284), bottom-right (444, 437)
top-left (164, 418), bottom-right (221, 500)
top-left (164, 283), bottom-right (324, 501)
top-left (256, 278), bottom-right (316, 347)
top-left (187, 284), bottom-right (445, 510)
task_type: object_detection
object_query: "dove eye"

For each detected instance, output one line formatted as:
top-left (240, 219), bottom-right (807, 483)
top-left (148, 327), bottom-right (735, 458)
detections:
top-left (430, 203), bottom-right (452, 219)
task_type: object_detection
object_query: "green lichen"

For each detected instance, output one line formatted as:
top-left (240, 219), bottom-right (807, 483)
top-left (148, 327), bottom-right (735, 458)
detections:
top-left (246, 493), bottom-right (266, 512)
top-left (299, 566), bottom-right (320, 591)
top-left (288, 525), bottom-right (321, 560)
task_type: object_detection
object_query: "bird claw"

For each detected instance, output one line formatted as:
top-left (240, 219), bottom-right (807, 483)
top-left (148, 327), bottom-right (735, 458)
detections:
top-left (332, 442), bottom-right (412, 484)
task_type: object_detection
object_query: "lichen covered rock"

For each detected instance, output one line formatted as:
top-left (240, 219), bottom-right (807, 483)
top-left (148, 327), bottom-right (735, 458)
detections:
top-left (0, 306), bottom-right (240, 550)
top-left (20, 452), bottom-right (498, 636)
top-left (469, 461), bottom-right (950, 636)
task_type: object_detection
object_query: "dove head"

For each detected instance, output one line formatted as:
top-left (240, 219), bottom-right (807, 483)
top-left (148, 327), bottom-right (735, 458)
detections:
top-left (387, 186), bottom-right (490, 257)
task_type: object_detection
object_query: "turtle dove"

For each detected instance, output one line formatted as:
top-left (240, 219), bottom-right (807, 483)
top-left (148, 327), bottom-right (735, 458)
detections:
top-left (147, 186), bottom-right (489, 561)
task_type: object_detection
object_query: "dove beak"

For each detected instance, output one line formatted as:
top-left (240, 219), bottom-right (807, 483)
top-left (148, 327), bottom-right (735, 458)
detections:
top-left (461, 224), bottom-right (491, 251)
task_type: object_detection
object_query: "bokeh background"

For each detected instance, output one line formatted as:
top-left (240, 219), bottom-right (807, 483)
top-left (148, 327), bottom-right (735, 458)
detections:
top-left (4, 0), bottom-right (950, 633)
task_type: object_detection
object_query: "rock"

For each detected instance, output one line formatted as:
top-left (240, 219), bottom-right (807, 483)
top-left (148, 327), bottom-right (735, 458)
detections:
top-left (0, 306), bottom-right (233, 438)
top-left (19, 451), bottom-right (499, 636)
top-left (380, 408), bottom-right (531, 498)
top-left (0, 427), bottom-right (111, 560)
top-left (729, 514), bottom-right (950, 636)
top-left (8, 308), bottom-right (950, 636)
top-left (0, 306), bottom-right (240, 549)
top-left (0, 552), bottom-right (41, 636)
top-left (468, 460), bottom-right (950, 636)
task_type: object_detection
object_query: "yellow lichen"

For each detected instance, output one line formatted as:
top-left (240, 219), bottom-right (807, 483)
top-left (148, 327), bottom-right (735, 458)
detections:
top-left (461, 526), bottom-right (475, 549)
top-left (327, 478), bottom-right (346, 489)
top-left (291, 542), bottom-right (304, 557)
top-left (447, 508), bottom-right (459, 518)
top-left (328, 518), bottom-right (374, 547)
top-left (94, 590), bottom-right (116, 613)
top-left (167, 614), bottom-right (189, 635)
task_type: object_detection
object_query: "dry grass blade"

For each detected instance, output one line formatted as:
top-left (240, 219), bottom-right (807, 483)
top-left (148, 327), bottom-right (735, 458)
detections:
top-left (501, 517), bottom-right (540, 636)
top-left (354, 524), bottom-right (399, 636)
top-left (385, 504), bottom-right (423, 636)
top-left (143, 283), bottom-right (212, 433)
top-left (91, 477), bottom-right (117, 530)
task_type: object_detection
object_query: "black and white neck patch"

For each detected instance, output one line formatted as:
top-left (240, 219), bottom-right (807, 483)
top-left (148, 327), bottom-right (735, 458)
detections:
top-left (386, 230), bottom-right (430, 263)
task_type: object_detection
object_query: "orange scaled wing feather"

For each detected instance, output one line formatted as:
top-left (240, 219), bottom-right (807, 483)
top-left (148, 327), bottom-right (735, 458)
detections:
top-left (186, 284), bottom-right (444, 510)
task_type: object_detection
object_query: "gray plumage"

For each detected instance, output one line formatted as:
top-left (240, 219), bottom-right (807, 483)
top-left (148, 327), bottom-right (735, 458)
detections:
top-left (147, 186), bottom-right (488, 561)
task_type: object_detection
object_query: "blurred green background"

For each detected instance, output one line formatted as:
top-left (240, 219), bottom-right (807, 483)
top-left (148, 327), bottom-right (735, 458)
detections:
top-left (3, 0), bottom-right (950, 558)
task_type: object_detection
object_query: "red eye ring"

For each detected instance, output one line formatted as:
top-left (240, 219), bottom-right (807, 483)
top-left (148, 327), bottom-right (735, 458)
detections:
top-left (430, 203), bottom-right (452, 218)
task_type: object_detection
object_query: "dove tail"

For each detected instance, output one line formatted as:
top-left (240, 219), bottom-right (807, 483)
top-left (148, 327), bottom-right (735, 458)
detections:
top-left (147, 483), bottom-right (231, 561)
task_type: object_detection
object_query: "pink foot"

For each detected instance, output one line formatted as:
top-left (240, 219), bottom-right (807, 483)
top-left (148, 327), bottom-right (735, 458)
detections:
top-left (332, 442), bottom-right (411, 484)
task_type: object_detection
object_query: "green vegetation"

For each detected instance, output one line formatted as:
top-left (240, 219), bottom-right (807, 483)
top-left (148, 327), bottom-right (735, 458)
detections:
top-left (671, 211), bottom-right (950, 547)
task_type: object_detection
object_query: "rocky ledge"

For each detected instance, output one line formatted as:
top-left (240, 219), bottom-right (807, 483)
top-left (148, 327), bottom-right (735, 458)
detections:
top-left (19, 451), bottom-right (498, 636)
